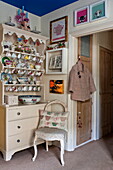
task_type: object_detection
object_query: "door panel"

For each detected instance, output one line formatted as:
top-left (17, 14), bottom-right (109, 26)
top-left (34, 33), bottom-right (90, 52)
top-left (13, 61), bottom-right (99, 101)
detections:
top-left (77, 35), bottom-right (92, 145)
top-left (99, 47), bottom-right (113, 137)
top-left (77, 100), bottom-right (92, 145)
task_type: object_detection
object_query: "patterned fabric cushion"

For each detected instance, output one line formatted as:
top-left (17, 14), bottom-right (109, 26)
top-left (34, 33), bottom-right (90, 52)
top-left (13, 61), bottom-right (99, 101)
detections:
top-left (38, 110), bottom-right (69, 131)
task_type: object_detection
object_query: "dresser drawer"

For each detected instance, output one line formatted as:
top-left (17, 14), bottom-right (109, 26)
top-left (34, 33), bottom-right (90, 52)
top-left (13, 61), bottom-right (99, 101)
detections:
top-left (8, 117), bottom-right (39, 136)
top-left (7, 131), bottom-right (44, 151)
top-left (7, 105), bottom-right (45, 121)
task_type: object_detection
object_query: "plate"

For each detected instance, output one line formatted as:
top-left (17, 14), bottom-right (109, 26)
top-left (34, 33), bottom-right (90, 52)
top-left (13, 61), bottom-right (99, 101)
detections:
top-left (0, 72), bottom-right (12, 83)
top-left (2, 56), bottom-right (12, 66)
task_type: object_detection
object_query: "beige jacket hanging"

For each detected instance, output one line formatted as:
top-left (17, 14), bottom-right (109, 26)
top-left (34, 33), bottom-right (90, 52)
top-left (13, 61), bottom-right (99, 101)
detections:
top-left (68, 61), bottom-right (96, 101)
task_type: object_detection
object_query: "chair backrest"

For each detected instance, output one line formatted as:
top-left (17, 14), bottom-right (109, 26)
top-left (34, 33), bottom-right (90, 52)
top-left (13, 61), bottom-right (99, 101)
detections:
top-left (38, 100), bottom-right (69, 131)
top-left (43, 100), bottom-right (68, 112)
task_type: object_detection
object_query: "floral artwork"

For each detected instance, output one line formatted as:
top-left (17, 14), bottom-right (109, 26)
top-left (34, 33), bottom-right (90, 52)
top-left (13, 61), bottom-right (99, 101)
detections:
top-left (50, 80), bottom-right (64, 94)
top-left (50, 16), bottom-right (68, 44)
top-left (74, 6), bottom-right (89, 26)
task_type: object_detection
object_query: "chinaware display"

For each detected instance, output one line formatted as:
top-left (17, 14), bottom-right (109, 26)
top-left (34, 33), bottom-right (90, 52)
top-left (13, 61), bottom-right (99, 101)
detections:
top-left (18, 95), bottom-right (41, 104)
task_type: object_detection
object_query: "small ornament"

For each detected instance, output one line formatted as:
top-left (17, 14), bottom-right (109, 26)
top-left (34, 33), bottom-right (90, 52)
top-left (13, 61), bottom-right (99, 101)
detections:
top-left (5, 16), bottom-right (15, 27)
top-left (15, 6), bottom-right (30, 31)
top-left (31, 26), bottom-right (41, 34)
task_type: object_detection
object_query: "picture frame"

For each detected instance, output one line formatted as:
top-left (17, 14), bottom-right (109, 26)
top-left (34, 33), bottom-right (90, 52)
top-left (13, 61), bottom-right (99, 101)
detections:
top-left (50, 16), bottom-right (68, 44)
top-left (74, 6), bottom-right (89, 26)
top-left (49, 80), bottom-right (64, 94)
top-left (90, 0), bottom-right (107, 21)
top-left (49, 55), bottom-right (62, 69)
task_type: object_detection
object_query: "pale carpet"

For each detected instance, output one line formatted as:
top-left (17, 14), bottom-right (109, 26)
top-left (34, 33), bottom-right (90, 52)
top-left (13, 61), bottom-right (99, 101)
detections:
top-left (1, 135), bottom-right (113, 170)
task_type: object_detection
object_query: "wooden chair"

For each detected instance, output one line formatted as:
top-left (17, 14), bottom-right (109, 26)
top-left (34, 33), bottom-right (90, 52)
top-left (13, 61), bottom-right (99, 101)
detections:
top-left (32, 100), bottom-right (68, 166)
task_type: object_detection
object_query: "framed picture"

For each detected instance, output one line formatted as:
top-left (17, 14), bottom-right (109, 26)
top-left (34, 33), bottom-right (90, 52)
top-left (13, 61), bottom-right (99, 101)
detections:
top-left (49, 55), bottom-right (62, 69)
top-left (90, 0), bottom-right (107, 21)
top-left (50, 16), bottom-right (68, 44)
top-left (49, 80), bottom-right (64, 94)
top-left (74, 6), bottom-right (89, 26)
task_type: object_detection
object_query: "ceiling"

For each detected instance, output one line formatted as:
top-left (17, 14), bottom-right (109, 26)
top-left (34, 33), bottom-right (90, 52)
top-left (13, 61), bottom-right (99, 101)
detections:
top-left (1, 0), bottom-right (79, 16)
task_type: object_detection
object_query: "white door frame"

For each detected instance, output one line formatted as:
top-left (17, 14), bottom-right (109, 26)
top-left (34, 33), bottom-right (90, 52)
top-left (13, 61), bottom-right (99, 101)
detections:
top-left (66, 21), bottom-right (113, 151)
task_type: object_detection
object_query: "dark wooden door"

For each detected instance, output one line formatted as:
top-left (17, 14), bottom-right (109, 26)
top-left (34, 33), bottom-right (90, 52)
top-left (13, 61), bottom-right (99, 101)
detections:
top-left (99, 46), bottom-right (113, 137)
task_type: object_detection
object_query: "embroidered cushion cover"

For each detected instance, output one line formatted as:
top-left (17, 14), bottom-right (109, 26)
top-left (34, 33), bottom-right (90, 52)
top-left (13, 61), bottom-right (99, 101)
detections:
top-left (38, 110), bottom-right (69, 131)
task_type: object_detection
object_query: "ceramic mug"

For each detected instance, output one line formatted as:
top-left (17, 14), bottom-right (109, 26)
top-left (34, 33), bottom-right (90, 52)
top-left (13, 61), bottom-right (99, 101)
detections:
top-left (23, 86), bottom-right (28, 91)
top-left (5, 87), bottom-right (10, 92)
top-left (12, 53), bottom-right (16, 58)
top-left (6, 52), bottom-right (11, 57)
top-left (4, 69), bottom-right (9, 73)
top-left (17, 53), bottom-right (21, 59)
top-left (37, 86), bottom-right (41, 91)
top-left (32, 86), bottom-right (37, 91)
top-left (18, 87), bottom-right (22, 91)
top-left (32, 57), bottom-right (36, 61)
top-left (28, 86), bottom-right (32, 91)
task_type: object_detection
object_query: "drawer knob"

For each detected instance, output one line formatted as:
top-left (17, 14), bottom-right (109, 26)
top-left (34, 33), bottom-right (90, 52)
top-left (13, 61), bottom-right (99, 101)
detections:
top-left (17, 112), bottom-right (21, 115)
top-left (17, 139), bottom-right (20, 143)
top-left (17, 126), bottom-right (21, 129)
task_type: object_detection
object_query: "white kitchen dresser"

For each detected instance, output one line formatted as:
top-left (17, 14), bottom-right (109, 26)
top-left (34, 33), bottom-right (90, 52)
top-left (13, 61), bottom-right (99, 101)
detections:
top-left (0, 103), bottom-right (49, 161)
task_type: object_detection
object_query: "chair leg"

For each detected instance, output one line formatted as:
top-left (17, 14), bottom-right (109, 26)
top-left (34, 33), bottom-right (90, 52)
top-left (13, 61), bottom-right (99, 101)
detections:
top-left (32, 134), bottom-right (38, 162)
top-left (60, 139), bottom-right (64, 166)
top-left (46, 141), bottom-right (49, 151)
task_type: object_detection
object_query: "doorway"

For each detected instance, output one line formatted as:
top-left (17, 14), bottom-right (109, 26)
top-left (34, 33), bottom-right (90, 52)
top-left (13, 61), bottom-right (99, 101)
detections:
top-left (76, 30), bottom-right (113, 146)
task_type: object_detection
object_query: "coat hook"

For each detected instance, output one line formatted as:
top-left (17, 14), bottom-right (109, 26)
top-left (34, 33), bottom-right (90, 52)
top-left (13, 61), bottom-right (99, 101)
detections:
top-left (78, 55), bottom-right (81, 61)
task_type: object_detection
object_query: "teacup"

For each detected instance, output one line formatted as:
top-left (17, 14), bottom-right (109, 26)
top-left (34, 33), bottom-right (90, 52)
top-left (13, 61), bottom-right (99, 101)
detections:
top-left (35, 64), bottom-right (41, 70)
top-left (18, 87), bottom-right (22, 91)
top-left (23, 86), bottom-right (28, 91)
top-left (17, 53), bottom-right (21, 59)
top-left (28, 86), bottom-right (32, 91)
top-left (6, 52), bottom-right (11, 57)
top-left (37, 86), bottom-right (41, 91)
top-left (5, 87), bottom-right (10, 92)
top-left (12, 53), bottom-right (16, 58)
top-left (4, 69), bottom-right (9, 73)
top-left (35, 72), bottom-right (42, 76)
top-left (32, 57), bottom-right (36, 61)
top-left (33, 86), bottom-right (37, 91)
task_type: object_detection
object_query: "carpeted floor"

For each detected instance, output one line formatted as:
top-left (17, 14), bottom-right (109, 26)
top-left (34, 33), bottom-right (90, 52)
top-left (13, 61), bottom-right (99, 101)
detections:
top-left (1, 135), bottom-right (113, 170)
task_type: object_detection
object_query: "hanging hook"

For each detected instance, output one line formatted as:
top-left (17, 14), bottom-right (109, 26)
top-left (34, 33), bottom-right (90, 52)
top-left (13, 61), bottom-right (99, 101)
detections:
top-left (78, 55), bottom-right (81, 61)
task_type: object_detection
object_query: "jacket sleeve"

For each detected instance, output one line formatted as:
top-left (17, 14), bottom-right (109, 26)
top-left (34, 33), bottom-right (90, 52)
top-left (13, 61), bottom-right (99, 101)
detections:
top-left (68, 69), bottom-right (74, 93)
top-left (89, 71), bottom-right (96, 94)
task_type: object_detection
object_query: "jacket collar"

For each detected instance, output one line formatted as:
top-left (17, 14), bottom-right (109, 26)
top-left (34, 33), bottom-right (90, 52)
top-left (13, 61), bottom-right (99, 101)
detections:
top-left (73, 61), bottom-right (84, 72)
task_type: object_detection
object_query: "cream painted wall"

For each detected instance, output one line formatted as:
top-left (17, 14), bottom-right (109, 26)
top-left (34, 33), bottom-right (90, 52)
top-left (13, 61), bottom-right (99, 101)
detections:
top-left (0, 1), bottom-right (41, 32)
top-left (97, 30), bottom-right (113, 51)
